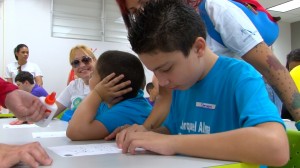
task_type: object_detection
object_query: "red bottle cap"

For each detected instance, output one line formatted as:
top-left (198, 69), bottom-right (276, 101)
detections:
top-left (45, 92), bottom-right (56, 105)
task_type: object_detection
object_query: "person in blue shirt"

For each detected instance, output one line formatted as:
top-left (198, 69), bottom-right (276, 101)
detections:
top-left (66, 50), bottom-right (152, 140)
top-left (15, 71), bottom-right (48, 97)
top-left (145, 82), bottom-right (157, 106)
top-left (115, 0), bottom-right (289, 167)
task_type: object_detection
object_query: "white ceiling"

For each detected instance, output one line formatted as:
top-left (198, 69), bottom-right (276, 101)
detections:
top-left (259, 0), bottom-right (300, 23)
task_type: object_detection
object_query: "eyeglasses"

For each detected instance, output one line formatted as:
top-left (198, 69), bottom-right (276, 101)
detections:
top-left (71, 56), bottom-right (92, 68)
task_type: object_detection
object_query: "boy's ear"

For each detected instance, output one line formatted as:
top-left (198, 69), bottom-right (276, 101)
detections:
top-left (193, 37), bottom-right (206, 56)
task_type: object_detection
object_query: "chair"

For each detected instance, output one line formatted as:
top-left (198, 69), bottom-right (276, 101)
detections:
top-left (269, 129), bottom-right (300, 168)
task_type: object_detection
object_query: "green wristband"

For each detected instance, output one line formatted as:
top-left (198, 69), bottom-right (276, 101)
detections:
top-left (295, 121), bottom-right (300, 131)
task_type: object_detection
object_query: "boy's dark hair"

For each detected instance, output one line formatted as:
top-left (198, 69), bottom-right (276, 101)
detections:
top-left (15, 71), bottom-right (34, 84)
top-left (128, 0), bottom-right (206, 57)
top-left (286, 48), bottom-right (300, 70)
top-left (146, 82), bottom-right (154, 94)
top-left (14, 44), bottom-right (28, 60)
top-left (97, 50), bottom-right (145, 100)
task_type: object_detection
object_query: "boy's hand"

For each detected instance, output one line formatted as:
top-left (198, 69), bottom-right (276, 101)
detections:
top-left (119, 131), bottom-right (175, 156)
top-left (116, 124), bottom-right (148, 148)
top-left (104, 124), bottom-right (130, 140)
top-left (94, 73), bottom-right (132, 104)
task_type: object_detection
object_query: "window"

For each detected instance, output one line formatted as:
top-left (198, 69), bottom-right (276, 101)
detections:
top-left (51, 0), bottom-right (128, 43)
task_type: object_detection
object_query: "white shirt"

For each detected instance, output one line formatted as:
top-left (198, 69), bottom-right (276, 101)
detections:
top-left (57, 78), bottom-right (90, 110)
top-left (204, 0), bottom-right (263, 58)
top-left (5, 61), bottom-right (43, 84)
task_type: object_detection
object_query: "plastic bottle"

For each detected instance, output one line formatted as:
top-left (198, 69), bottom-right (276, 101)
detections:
top-left (35, 92), bottom-right (58, 127)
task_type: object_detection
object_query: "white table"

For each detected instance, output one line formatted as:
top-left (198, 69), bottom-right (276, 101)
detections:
top-left (0, 118), bottom-right (257, 168)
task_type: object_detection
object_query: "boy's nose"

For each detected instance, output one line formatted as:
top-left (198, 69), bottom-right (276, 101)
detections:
top-left (156, 74), bottom-right (169, 87)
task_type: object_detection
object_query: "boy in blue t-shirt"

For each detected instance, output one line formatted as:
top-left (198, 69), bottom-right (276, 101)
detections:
top-left (66, 50), bottom-right (152, 140)
top-left (115, 0), bottom-right (289, 167)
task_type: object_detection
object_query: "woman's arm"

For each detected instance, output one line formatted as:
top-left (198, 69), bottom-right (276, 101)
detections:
top-left (6, 78), bottom-right (13, 83)
top-left (54, 101), bottom-right (67, 117)
top-left (243, 42), bottom-right (300, 121)
top-left (34, 76), bottom-right (43, 87)
top-left (0, 142), bottom-right (52, 167)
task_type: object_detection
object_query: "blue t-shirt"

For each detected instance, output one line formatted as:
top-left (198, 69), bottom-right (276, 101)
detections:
top-left (95, 90), bottom-right (152, 133)
top-left (164, 56), bottom-right (284, 135)
top-left (146, 97), bottom-right (155, 106)
top-left (31, 84), bottom-right (48, 97)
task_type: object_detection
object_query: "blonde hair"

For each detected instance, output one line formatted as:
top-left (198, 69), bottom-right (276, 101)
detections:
top-left (69, 45), bottom-right (96, 64)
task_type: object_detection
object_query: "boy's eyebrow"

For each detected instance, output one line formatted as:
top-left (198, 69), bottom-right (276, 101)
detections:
top-left (153, 62), bottom-right (170, 72)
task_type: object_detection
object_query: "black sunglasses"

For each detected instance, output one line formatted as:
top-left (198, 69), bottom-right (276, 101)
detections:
top-left (71, 56), bottom-right (92, 68)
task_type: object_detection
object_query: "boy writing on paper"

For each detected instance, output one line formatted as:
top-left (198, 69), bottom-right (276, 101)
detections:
top-left (115, 0), bottom-right (289, 166)
top-left (67, 50), bottom-right (152, 140)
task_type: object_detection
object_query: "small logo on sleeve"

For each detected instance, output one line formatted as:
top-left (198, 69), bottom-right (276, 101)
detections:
top-left (196, 102), bottom-right (216, 109)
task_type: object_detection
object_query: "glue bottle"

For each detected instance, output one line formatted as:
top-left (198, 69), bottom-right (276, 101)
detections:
top-left (35, 92), bottom-right (58, 127)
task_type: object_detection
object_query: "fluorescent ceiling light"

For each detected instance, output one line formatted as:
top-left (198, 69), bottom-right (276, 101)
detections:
top-left (268, 0), bottom-right (300, 12)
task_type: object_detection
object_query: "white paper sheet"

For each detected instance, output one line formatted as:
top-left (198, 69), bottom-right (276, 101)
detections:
top-left (48, 143), bottom-right (122, 157)
top-left (3, 124), bottom-right (39, 128)
top-left (32, 131), bottom-right (66, 138)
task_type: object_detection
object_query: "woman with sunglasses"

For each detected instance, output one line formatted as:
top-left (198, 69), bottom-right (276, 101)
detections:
top-left (5, 44), bottom-right (43, 86)
top-left (54, 45), bottom-right (97, 121)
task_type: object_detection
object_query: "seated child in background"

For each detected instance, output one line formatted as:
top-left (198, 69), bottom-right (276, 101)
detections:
top-left (15, 71), bottom-right (48, 97)
top-left (145, 79), bottom-right (159, 106)
top-left (116, 0), bottom-right (288, 167)
top-left (66, 50), bottom-right (152, 140)
top-left (145, 82), bottom-right (155, 106)
top-left (10, 71), bottom-right (49, 125)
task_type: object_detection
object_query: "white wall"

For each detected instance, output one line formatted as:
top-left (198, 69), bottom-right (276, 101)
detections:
top-left (291, 21), bottom-right (300, 50)
top-left (272, 21), bottom-right (292, 66)
top-left (0, 1), bottom-right (3, 75)
top-left (0, 0), bottom-right (153, 97)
